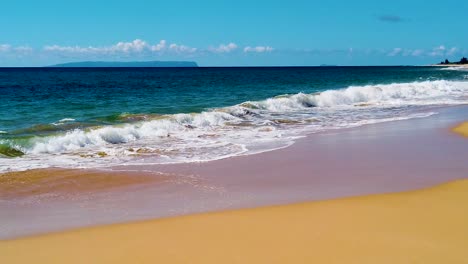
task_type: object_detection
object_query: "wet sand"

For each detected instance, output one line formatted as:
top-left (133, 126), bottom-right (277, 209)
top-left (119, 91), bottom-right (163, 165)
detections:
top-left (1, 106), bottom-right (467, 239)
top-left (1, 179), bottom-right (467, 263)
top-left (0, 168), bottom-right (166, 200)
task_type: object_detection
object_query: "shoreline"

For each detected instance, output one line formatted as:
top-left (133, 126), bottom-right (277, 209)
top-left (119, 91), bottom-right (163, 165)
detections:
top-left (2, 179), bottom-right (468, 263)
top-left (1, 105), bottom-right (467, 239)
top-left (431, 64), bottom-right (468, 68)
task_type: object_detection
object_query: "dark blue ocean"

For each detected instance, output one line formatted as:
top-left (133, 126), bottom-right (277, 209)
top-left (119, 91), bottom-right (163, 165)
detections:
top-left (1, 66), bottom-right (467, 171)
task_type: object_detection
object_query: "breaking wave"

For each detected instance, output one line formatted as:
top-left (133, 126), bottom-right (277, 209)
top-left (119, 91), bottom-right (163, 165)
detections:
top-left (1, 80), bottom-right (468, 172)
top-left (440, 66), bottom-right (468, 72)
top-left (246, 80), bottom-right (468, 110)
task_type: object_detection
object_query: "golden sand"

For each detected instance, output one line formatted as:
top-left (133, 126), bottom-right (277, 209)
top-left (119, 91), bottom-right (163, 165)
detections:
top-left (452, 121), bottom-right (468, 137)
top-left (0, 169), bottom-right (164, 200)
top-left (432, 64), bottom-right (468, 68)
top-left (1, 180), bottom-right (467, 263)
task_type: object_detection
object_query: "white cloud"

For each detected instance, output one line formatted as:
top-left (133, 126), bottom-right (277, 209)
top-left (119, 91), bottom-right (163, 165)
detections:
top-left (168, 43), bottom-right (197, 53)
top-left (210, 43), bottom-right (238, 53)
top-left (0, 44), bottom-right (33, 60)
top-left (384, 46), bottom-right (461, 58)
top-left (0, 44), bottom-right (33, 55)
top-left (44, 45), bottom-right (90, 53)
top-left (111, 39), bottom-right (148, 52)
top-left (11, 40), bottom-right (464, 65)
top-left (43, 39), bottom-right (195, 55)
top-left (428, 45), bottom-right (446, 57)
top-left (44, 40), bottom-right (147, 53)
top-left (14, 46), bottom-right (33, 52)
top-left (386, 47), bottom-right (421, 57)
top-left (427, 45), bottom-right (461, 57)
top-left (150, 40), bottom-right (166, 51)
top-left (0, 44), bottom-right (11, 52)
top-left (3, 40), bottom-right (277, 60)
top-left (411, 49), bottom-right (424, 57)
top-left (387, 48), bottom-right (403, 56)
top-left (446, 47), bottom-right (458, 56)
top-left (244, 46), bottom-right (274, 53)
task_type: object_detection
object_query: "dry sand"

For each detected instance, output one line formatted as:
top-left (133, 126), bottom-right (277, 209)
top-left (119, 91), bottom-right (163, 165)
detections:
top-left (452, 121), bottom-right (468, 137)
top-left (1, 179), bottom-right (467, 264)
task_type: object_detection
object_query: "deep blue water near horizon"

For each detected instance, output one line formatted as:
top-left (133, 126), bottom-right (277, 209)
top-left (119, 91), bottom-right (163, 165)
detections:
top-left (1, 66), bottom-right (466, 134)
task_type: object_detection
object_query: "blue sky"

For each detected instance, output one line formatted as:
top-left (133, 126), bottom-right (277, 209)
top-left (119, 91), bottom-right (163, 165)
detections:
top-left (1, 0), bottom-right (467, 66)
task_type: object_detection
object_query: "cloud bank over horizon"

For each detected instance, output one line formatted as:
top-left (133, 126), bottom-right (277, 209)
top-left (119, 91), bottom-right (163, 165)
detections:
top-left (41, 39), bottom-right (275, 56)
top-left (0, 39), bottom-right (467, 66)
top-left (0, 39), bottom-right (281, 66)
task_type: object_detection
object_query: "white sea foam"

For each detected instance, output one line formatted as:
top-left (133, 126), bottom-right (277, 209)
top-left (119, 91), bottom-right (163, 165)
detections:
top-left (1, 80), bottom-right (468, 172)
top-left (59, 118), bottom-right (76, 122)
top-left (51, 118), bottom-right (76, 126)
top-left (245, 80), bottom-right (468, 110)
top-left (440, 66), bottom-right (468, 71)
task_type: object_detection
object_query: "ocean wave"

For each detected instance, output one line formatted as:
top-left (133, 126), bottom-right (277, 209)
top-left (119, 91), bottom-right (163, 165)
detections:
top-left (1, 80), bottom-right (468, 172)
top-left (51, 118), bottom-right (76, 126)
top-left (242, 80), bottom-right (468, 111)
top-left (439, 66), bottom-right (468, 71)
top-left (28, 111), bottom-right (241, 154)
top-left (58, 118), bottom-right (76, 123)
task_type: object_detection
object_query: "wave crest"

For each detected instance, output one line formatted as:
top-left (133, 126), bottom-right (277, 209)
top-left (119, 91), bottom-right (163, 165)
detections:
top-left (246, 80), bottom-right (468, 111)
top-left (2, 80), bottom-right (468, 172)
top-left (21, 80), bottom-right (468, 154)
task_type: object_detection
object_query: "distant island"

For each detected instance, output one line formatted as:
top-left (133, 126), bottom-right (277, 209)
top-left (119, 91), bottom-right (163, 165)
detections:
top-left (48, 61), bottom-right (198, 67)
top-left (437, 57), bottom-right (468, 65)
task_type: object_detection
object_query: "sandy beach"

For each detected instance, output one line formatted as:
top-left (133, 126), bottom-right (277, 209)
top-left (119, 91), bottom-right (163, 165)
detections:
top-left (1, 178), bottom-right (468, 263)
top-left (1, 106), bottom-right (468, 240)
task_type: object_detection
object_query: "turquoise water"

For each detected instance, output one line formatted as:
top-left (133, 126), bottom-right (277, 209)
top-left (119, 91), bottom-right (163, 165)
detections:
top-left (1, 66), bottom-right (467, 171)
